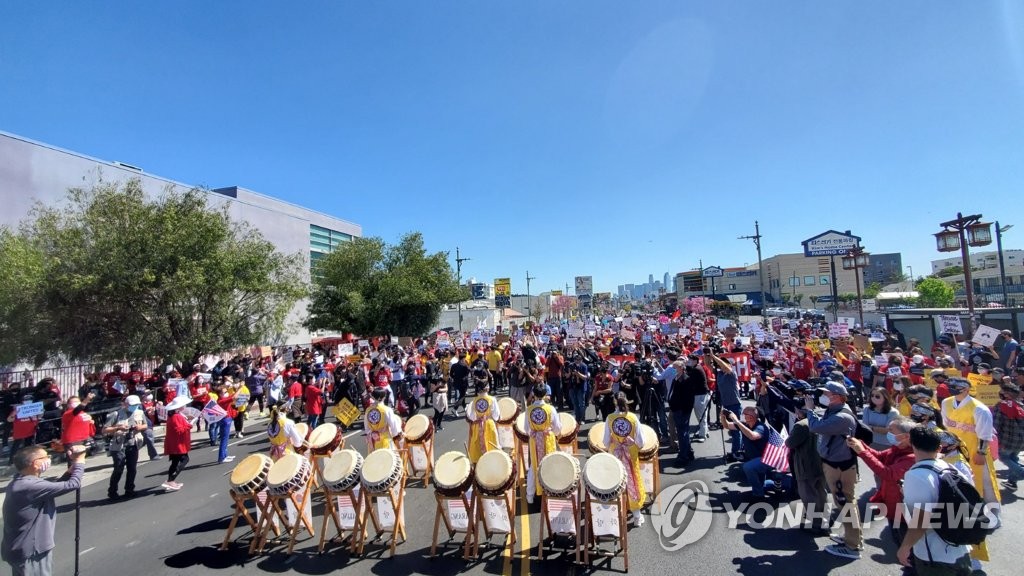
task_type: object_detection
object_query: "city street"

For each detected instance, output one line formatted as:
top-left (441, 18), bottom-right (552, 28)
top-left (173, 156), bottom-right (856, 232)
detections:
top-left (19, 401), bottom-right (1017, 576)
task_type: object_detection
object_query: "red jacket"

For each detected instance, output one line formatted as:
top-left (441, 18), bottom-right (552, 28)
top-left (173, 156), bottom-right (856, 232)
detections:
top-left (217, 393), bottom-right (238, 420)
top-left (164, 412), bottom-right (192, 455)
top-left (856, 443), bottom-right (916, 521)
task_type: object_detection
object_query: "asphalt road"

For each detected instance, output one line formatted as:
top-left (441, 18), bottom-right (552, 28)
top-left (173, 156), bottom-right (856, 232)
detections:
top-left (35, 401), bottom-right (1020, 576)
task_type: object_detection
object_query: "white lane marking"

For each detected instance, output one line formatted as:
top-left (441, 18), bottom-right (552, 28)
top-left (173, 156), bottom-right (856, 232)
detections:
top-left (210, 493), bottom-right (218, 498)
top-left (126, 540), bottom-right (139, 547)
top-left (80, 547), bottom-right (95, 556)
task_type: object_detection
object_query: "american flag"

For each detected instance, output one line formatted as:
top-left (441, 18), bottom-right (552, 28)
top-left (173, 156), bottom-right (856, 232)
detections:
top-left (761, 424), bottom-right (790, 473)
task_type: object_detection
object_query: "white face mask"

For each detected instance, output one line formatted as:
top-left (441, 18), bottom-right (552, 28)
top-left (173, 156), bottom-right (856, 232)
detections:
top-left (818, 395), bottom-right (831, 407)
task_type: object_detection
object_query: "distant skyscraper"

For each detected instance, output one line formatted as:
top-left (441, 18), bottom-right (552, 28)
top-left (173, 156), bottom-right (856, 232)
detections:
top-left (649, 274), bottom-right (655, 285)
top-left (663, 272), bottom-right (670, 291)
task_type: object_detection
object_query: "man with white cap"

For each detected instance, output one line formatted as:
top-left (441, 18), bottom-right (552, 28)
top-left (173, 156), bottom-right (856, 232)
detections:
top-left (103, 395), bottom-right (149, 500)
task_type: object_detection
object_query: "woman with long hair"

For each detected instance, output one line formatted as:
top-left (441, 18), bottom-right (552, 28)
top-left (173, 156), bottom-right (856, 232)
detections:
top-left (862, 387), bottom-right (899, 448)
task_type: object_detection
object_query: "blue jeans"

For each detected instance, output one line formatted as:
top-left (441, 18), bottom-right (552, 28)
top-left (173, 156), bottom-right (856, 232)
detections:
top-left (307, 413), bottom-right (321, 430)
top-left (999, 450), bottom-right (1024, 481)
top-left (217, 418), bottom-right (231, 462)
top-left (672, 410), bottom-right (691, 461)
top-left (743, 457), bottom-right (774, 497)
top-left (723, 403), bottom-right (742, 456)
top-left (569, 384), bottom-right (589, 422)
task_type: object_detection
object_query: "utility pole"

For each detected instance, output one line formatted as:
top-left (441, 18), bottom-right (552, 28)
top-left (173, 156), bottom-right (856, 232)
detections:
top-left (526, 270), bottom-right (536, 320)
top-left (455, 247), bottom-right (470, 333)
top-left (739, 221), bottom-right (767, 325)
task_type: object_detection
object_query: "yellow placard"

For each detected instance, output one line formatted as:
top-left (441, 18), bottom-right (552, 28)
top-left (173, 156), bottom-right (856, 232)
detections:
top-left (494, 278), bottom-right (511, 297)
top-left (974, 385), bottom-right (1002, 407)
top-left (331, 398), bottom-right (361, 426)
top-left (967, 372), bottom-right (992, 393)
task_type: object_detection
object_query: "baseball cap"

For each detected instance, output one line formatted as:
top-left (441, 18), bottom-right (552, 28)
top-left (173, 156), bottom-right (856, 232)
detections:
top-left (125, 395), bottom-right (141, 406)
top-left (819, 381), bottom-right (848, 396)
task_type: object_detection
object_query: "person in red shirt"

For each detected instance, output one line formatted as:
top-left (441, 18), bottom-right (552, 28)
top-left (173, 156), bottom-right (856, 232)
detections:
top-left (60, 393), bottom-right (97, 458)
top-left (102, 365), bottom-right (127, 400)
top-left (846, 418), bottom-right (916, 543)
top-left (286, 375), bottom-right (304, 420)
top-left (304, 379), bottom-right (324, 429)
top-left (214, 383), bottom-right (237, 464)
top-left (791, 349), bottom-right (814, 381)
top-left (161, 395), bottom-right (194, 490)
top-left (7, 397), bottom-right (40, 465)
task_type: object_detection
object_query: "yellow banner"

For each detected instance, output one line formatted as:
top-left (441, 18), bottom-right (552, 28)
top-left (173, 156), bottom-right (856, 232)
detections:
top-left (331, 398), bottom-right (361, 426)
top-left (974, 385), bottom-right (1002, 407)
top-left (494, 278), bottom-right (511, 297)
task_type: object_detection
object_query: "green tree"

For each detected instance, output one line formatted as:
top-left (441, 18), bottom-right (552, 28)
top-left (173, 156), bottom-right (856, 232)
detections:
top-left (793, 293), bottom-right (804, 306)
top-left (305, 232), bottom-right (463, 337)
top-left (915, 277), bottom-right (956, 307)
top-left (935, 265), bottom-right (963, 278)
top-left (864, 282), bottom-right (883, 299)
top-left (0, 179), bottom-right (306, 366)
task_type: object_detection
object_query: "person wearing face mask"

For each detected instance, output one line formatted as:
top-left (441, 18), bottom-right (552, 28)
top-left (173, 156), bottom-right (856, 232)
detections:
top-left (720, 407), bottom-right (769, 500)
top-left (103, 395), bottom-right (148, 500)
top-left (791, 347), bottom-right (813, 381)
top-left (939, 377), bottom-right (1000, 567)
top-left (803, 381), bottom-right (862, 559)
top-left (2, 445), bottom-right (86, 576)
top-left (993, 383), bottom-right (1024, 491)
top-left (60, 393), bottom-right (96, 460)
top-left (858, 356), bottom-right (879, 407)
top-left (708, 351), bottom-right (743, 462)
top-left (846, 418), bottom-right (917, 548)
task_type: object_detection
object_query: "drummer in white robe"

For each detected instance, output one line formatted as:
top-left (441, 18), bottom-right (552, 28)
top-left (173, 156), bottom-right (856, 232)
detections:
top-left (364, 387), bottom-right (404, 453)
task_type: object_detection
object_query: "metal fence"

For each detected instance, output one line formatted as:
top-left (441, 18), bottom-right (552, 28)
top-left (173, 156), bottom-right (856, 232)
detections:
top-left (0, 359), bottom-right (164, 400)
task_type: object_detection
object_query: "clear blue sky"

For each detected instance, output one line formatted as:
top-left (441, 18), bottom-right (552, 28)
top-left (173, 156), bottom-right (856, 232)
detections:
top-left (2, 2), bottom-right (1023, 294)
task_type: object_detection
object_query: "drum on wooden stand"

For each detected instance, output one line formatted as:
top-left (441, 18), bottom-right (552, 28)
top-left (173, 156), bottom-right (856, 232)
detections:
top-left (474, 449), bottom-right (517, 497)
top-left (230, 453), bottom-right (273, 496)
top-left (267, 453), bottom-right (313, 497)
top-left (497, 397), bottom-right (520, 425)
top-left (404, 413), bottom-right (434, 444)
top-left (583, 452), bottom-right (626, 503)
top-left (322, 449), bottom-right (364, 493)
top-left (538, 452), bottom-right (580, 499)
top-left (513, 412), bottom-right (530, 443)
top-left (587, 422), bottom-right (607, 455)
top-left (557, 413), bottom-right (578, 451)
top-left (637, 424), bottom-right (658, 461)
top-left (433, 451), bottom-right (474, 498)
top-left (361, 448), bottom-right (404, 494)
top-left (294, 422), bottom-right (310, 452)
top-left (309, 423), bottom-right (342, 456)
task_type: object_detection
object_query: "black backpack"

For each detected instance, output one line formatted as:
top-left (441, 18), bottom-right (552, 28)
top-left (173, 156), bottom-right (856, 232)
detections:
top-left (913, 463), bottom-right (998, 546)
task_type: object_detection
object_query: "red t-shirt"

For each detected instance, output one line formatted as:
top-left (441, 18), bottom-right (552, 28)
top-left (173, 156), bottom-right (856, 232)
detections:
top-left (304, 385), bottom-right (324, 415)
top-left (164, 413), bottom-right (192, 455)
top-left (103, 372), bottom-right (127, 398)
top-left (189, 382), bottom-right (210, 405)
top-left (288, 381), bottom-right (303, 399)
top-left (12, 415), bottom-right (38, 440)
top-left (217, 393), bottom-right (238, 420)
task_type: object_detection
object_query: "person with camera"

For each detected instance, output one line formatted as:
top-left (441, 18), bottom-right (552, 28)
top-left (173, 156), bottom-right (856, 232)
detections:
top-left (545, 345), bottom-right (565, 411)
top-left (669, 354), bottom-right (706, 466)
top-left (719, 406), bottom-right (769, 500)
top-left (786, 401), bottom-right (828, 534)
top-left (565, 352), bottom-right (591, 423)
top-left (103, 394), bottom-right (149, 500)
top-left (2, 444), bottom-right (86, 576)
top-left (803, 381), bottom-right (863, 559)
top-left (708, 350), bottom-right (744, 461)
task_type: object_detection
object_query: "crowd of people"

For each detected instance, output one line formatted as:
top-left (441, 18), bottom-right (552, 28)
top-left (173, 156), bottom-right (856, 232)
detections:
top-left (3, 311), bottom-right (1023, 576)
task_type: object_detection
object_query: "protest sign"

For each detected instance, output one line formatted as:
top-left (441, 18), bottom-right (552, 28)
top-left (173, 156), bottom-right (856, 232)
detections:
top-left (16, 402), bottom-right (44, 419)
top-left (971, 325), bottom-right (1000, 348)
top-left (939, 315), bottom-right (963, 335)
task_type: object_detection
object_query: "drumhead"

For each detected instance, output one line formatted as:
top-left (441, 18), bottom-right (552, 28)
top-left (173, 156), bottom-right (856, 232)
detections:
top-left (361, 448), bottom-right (400, 486)
top-left (434, 451), bottom-right (472, 489)
top-left (638, 424), bottom-right (658, 457)
top-left (294, 422), bottom-right (309, 439)
top-left (405, 414), bottom-right (431, 442)
top-left (267, 453), bottom-right (304, 489)
top-left (558, 413), bottom-right (577, 442)
top-left (588, 422), bottom-right (607, 454)
top-left (230, 454), bottom-right (270, 487)
top-left (584, 453), bottom-right (625, 493)
top-left (497, 398), bottom-right (519, 423)
top-left (514, 413), bottom-right (529, 437)
top-left (323, 449), bottom-right (362, 484)
top-left (309, 423), bottom-right (339, 448)
top-left (539, 452), bottom-right (579, 493)
top-left (475, 449), bottom-right (513, 490)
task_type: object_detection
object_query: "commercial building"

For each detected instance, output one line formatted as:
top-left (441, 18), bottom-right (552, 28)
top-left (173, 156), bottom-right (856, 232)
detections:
top-left (0, 130), bottom-right (362, 344)
top-left (931, 250), bottom-right (1024, 274)
top-left (861, 252), bottom-right (904, 286)
top-left (762, 252), bottom-right (862, 305)
top-left (937, 264), bottom-right (1024, 307)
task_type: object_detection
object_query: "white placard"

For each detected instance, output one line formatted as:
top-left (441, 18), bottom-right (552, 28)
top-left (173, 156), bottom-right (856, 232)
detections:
top-left (233, 393), bottom-right (250, 407)
top-left (758, 349), bottom-right (776, 360)
top-left (482, 497), bottom-right (511, 533)
top-left (409, 444), bottom-right (429, 472)
top-left (445, 498), bottom-right (470, 531)
top-left (375, 486), bottom-right (404, 530)
top-left (717, 319), bottom-right (732, 330)
top-left (887, 366), bottom-right (903, 377)
top-left (357, 339), bottom-right (370, 348)
top-left (547, 499), bottom-right (577, 534)
top-left (497, 425), bottom-right (515, 450)
top-left (620, 329), bottom-right (636, 341)
top-left (788, 320), bottom-right (799, 329)
top-left (590, 502), bottom-right (621, 537)
top-left (870, 331), bottom-right (886, 342)
top-left (972, 325), bottom-right (1000, 347)
top-left (780, 329), bottom-right (791, 338)
top-left (938, 315), bottom-right (963, 335)
top-left (839, 317), bottom-right (856, 329)
top-left (336, 489), bottom-right (361, 529)
top-left (339, 343), bottom-right (354, 356)
top-left (640, 461), bottom-right (655, 495)
top-left (15, 402), bottom-right (44, 419)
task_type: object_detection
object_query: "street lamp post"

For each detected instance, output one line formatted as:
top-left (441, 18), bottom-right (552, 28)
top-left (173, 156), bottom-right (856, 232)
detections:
top-left (934, 213), bottom-right (993, 330)
top-left (997, 222), bottom-right (1013, 306)
top-left (455, 247), bottom-right (471, 333)
top-left (842, 247), bottom-right (870, 327)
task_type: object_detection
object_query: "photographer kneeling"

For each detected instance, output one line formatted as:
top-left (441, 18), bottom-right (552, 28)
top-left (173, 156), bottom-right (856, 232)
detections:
top-left (720, 406), bottom-right (769, 501)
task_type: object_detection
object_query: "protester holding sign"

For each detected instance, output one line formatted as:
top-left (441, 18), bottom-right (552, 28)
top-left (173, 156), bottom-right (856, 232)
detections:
top-left (6, 397), bottom-right (41, 466)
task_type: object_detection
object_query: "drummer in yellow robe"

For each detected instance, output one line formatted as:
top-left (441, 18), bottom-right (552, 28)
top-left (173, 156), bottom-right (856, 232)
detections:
top-left (466, 380), bottom-right (500, 463)
top-left (940, 377), bottom-right (1001, 564)
top-left (364, 387), bottom-right (404, 453)
top-left (525, 383), bottom-right (562, 504)
top-left (266, 405), bottom-right (305, 461)
top-left (604, 393), bottom-right (647, 526)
